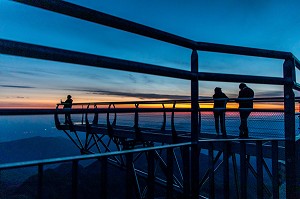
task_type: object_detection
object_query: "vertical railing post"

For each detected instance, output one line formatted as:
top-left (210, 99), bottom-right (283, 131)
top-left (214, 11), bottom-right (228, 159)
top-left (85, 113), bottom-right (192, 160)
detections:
top-left (100, 157), bottom-right (108, 199)
top-left (240, 140), bottom-right (247, 199)
top-left (223, 142), bottom-right (230, 199)
top-left (167, 148), bottom-right (174, 199)
top-left (147, 150), bottom-right (155, 199)
top-left (37, 164), bottom-right (43, 199)
top-left (191, 49), bottom-right (199, 199)
top-left (256, 140), bottom-right (263, 199)
top-left (283, 58), bottom-right (298, 198)
top-left (126, 153), bottom-right (134, 199)
top-left (182, 146), bottom-right (191, 197)
top-left (72, 160), bottom-right (78, 199)
top-left (209, 142), bottom-right (215, 199)
top-left (272, 141), bottom-right (279, 199)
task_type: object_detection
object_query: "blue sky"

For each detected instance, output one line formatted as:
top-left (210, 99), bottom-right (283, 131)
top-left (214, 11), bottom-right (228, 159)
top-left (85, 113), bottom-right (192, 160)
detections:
top-left (1, 0), bottom-right (300, 108)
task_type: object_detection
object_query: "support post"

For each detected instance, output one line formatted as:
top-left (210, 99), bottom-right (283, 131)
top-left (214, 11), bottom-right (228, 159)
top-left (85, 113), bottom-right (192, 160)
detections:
top-left (240, 141), bottom-right (247, 199)
top-left (182, 146), bottom-right (191, 197)
top-left (256, 141), bottom-right (263, 199)
top-left (147, 150), bottom-right (155, 199)
top-left (37, 164), bottom-right (43, 199)
top-left (272, 141), bottom-right (279, 199)
top-left (223, 142), bottom-right (230, 199)
top-left (167, 148), bottom-right (174, 199)
top-left (283, 58), bottom-right (298, 198)
top-left (191, 49), bottom-right (199, 199)
top-left (126, 153), bottom-right (134, 199)
top-left (72, 160), bottom-right (78, 199)
top-left (209, 142), bottom-right (215, 199)
top-left (100, 157), bottom-right (108, 199)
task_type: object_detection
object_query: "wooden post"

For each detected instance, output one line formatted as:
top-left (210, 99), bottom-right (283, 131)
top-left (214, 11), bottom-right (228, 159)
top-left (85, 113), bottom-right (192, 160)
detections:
top-left (283, 58), bottom-right (298, 198)
top-left (191, 49), bottom-right (199, 199)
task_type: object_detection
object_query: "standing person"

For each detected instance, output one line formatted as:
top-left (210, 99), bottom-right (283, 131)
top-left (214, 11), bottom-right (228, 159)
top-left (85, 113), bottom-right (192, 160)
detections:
top-left (213, 87), bottom-right (228, 136)
top-left (236, 83), bottom-right (254, 138)
top-left (62, 95), bottom-right (73, 124)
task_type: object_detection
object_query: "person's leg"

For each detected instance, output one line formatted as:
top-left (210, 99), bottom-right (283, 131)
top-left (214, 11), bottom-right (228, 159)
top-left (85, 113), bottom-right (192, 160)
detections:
top-left (214, 112), bottom-right (220, 135)
top-left (239, 111), bottom-right (247, 137)
top-left (220, 112), bottom-right (226, 136)
top-left (243, 111), bottom-right (251, 138)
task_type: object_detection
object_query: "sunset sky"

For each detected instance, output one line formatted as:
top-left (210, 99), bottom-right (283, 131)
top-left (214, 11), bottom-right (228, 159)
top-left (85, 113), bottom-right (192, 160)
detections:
top-left (1, 0), bottom-right (300, 108)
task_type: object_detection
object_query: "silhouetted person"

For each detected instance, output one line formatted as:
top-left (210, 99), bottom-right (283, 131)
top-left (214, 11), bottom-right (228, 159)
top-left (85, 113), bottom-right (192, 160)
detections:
top-left (213, 87), bottom-right (228, 136)
top-left (236, 83), bottom-right (254, 138)
top-left (62, 95), bottom-right (73, 124)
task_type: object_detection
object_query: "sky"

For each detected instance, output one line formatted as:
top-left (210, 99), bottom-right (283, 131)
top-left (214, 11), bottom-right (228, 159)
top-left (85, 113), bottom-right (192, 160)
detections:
top-left (1, 0), bottom-right (300, 108)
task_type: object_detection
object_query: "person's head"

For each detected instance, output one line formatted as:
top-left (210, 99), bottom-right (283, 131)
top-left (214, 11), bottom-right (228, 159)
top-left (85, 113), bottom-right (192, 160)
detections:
top-left (67, 95), bottom-right (72, 99)
top-left (214, 87), bottom-right (222, 93)
top-left (239, 83), bottom-right (246, 90)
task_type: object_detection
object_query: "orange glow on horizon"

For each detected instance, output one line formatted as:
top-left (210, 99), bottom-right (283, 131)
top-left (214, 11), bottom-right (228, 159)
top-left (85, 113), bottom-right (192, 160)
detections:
top-left (0, 99), bottom-right (285, 111)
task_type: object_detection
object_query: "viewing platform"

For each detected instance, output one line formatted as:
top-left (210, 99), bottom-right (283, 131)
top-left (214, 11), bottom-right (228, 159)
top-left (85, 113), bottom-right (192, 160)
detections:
top-left (1, 0), bottom-right (300, 198)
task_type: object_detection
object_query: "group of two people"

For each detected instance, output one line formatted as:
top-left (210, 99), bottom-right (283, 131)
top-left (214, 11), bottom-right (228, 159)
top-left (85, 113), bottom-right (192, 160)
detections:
top-left (213, 83), bottom-right (254, 138)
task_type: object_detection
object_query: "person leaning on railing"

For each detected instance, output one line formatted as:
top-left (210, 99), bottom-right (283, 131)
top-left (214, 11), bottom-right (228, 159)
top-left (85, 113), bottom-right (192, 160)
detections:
top-left (61, 95), bottom-right (73, 124)
top-left (236, 83), bottom-right (254, 138)
top-left (213, 87), bottom-right (229, 137)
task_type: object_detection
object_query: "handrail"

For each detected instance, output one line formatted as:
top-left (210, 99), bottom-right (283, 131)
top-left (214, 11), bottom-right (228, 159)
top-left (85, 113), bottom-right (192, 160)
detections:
top-left (1, 97), bottom-right (295, 115)
top-left (58, 97), bottom-right (299, 106)
top-left (0, 107), bottom-right (286, 116)
top-left (0, 39), bottom-right (194, 80)
top-left (0, 138), bottom-right (285, 170)
top-left (12, 0), bottom-right (298, 63)
top-left (0, 39), bottom-right (295, 86)
top-left (0, 142), bottom-right (191, 170)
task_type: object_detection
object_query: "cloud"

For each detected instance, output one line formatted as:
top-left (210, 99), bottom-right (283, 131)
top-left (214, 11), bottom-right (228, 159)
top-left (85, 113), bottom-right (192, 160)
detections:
top-left (254, 90), bottom-right (283, 98)
top-left (0, 85), bottom-right (35, 89)
top-left (75, 88), bottom-right (190, 100)
top-left (128, 74), bottom-right (137, 83)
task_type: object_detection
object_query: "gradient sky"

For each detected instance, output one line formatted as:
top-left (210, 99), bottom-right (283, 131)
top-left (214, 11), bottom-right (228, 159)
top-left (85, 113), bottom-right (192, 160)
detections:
top-left (1, 0), bottom-right (300, 108)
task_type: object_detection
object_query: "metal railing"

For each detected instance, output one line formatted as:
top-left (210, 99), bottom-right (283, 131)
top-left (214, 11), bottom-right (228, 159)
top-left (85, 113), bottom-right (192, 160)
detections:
top-left (1, 0), bottom-right (300, 198)
top-left (0, 138), bottom-right (285, 199)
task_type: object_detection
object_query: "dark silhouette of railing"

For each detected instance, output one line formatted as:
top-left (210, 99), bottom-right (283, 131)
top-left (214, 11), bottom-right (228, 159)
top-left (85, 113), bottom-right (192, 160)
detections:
top-left (0, 138), bottom-right (285, 199)
top-left (1, 0), bottom-right (300, 198)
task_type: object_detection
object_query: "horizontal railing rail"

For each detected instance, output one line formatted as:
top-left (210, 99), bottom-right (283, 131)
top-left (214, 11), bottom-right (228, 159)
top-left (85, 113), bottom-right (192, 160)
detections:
top-left (0, 108), bottom-right (286, 116)
top-left (0, 138), bottom-right (284, 170)
top-left (1, 96), bottom-right (296, 115)
top-left (0, 142), bottom-right (191, 170)
top-left (0, 39), bottom-right (294, 85)
top-left (0, 39), bottom-right (194, 80)
top-left (12, 0), bottom-right (300, 67)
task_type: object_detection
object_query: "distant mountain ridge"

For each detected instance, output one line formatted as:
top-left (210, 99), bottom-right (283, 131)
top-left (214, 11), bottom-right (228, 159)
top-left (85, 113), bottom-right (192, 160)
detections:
top-left (0, 136), bottom-right (79, 164)
top-left (0, 136), bottom-right (80, 192)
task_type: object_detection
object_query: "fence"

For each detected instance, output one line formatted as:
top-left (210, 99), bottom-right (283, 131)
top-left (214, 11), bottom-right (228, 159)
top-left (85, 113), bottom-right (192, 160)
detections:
top-left (0, 138), bottom-right (285, 199)
top-left (1, 0), bottom-right (300, 198)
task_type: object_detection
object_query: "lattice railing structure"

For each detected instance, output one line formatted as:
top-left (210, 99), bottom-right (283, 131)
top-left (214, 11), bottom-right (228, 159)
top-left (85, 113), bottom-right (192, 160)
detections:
top-left (1, 0), bottom-right (300, 198)
top-left (54, 97), bottom-right (293, 152)
top-left (0, 139), bottom-right (285, 199)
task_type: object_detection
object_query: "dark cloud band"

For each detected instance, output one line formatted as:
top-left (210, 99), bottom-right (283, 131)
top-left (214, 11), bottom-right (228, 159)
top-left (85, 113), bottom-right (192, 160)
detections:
top-left (0, 85), bottom-right (35, 89)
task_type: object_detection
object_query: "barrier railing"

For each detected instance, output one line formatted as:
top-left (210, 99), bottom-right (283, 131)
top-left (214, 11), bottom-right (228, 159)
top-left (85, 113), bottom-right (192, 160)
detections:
top-left (0, 138), bottom-right (285, 199)
top-left (1, 0), bottom-right (300, 198)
